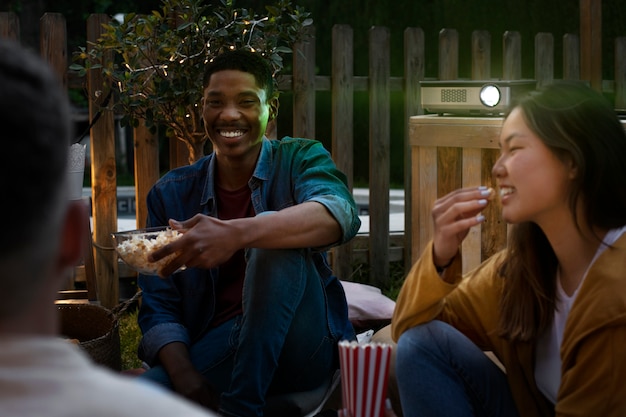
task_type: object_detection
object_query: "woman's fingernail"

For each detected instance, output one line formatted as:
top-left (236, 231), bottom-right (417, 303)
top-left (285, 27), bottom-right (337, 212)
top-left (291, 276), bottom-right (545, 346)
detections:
top-left (480, 187), bottom-right (492, 196)
top-left (476, 214), bottom-right (485, 223)
top-left (478, 185), bottom-right (487, 190)
top-left (478, 199), bottom-right (487, 206)
top-left (386, 398), bottom-right (392, 410)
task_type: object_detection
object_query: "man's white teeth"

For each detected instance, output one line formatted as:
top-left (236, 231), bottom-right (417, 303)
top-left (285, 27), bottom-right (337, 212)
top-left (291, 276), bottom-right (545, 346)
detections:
top-left (220, 130), bottom-right (244, 138)
top-left (500, 187), bottom-right (514, 197)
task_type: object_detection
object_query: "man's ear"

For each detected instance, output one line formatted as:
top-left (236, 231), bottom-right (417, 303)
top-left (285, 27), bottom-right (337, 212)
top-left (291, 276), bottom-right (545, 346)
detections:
top-left (57, 200), bottom-right (89, 271)
top-left (268, 96), bottom-right (280, 121)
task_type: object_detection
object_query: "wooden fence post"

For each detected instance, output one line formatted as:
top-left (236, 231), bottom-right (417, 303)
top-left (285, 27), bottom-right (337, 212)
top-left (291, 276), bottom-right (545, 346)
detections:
top-left (563, 34), bottom-right (581, 80)
top-left (40, 13), bottom-right (67, 88)
top-left (439, 28), bottom-right (459, 80)
top-left (615, 37), bottom-right (626, 111)
top-left (0, 12), bottom-right (19, 40)
top-left (403, 27), bottom-right (424, 273)
top-left (331, 24), bottom-right (355, 281)
top-left (535, 32), bottom-right (554, 87)
top-left (368, 26), bottom-right (391, 287)
top-left (471, 30), bottom-right (491, 80)
top-left (502, 31), bottom-right (522, 80)
top-left (87, 14), bottom-right (118, 309)
top-left (134, 123), bottom-right (160, 229)
top-left (580, 0), bottom-right (602, 91)
top-left (293, 25), bottom-right (316, 139)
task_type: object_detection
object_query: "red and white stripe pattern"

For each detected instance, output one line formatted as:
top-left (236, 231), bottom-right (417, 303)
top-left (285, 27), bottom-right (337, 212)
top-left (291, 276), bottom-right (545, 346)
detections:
top-left (338, 340), bottom-right (392, 417)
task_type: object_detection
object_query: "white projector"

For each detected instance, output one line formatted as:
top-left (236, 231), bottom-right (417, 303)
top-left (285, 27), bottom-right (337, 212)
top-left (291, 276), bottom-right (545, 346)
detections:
top-left (420, 80), bottom-right (536, 115)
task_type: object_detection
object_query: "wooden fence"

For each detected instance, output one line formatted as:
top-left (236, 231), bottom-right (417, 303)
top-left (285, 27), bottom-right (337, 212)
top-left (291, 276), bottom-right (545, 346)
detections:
top-left (1, 8), bottom-right (625, 308)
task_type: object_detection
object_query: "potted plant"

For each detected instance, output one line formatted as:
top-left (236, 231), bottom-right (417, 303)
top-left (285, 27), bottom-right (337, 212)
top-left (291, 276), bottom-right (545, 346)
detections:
top-left (72, 0), bottom-right (312, 164)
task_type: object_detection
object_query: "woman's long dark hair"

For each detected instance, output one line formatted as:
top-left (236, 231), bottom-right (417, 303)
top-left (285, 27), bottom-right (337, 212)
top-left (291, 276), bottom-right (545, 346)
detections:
top-left (498, 81), bottom-right (626, 342)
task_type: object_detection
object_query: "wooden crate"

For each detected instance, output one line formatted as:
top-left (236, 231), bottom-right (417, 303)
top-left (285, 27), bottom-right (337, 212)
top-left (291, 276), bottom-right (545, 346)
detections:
top-left (409, 115), bottom-right (507, 273)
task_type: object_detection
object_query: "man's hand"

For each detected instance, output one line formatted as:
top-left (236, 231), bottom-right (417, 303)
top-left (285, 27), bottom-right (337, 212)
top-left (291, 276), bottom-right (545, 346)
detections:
top-left (148, 201), bottom-right (342, 277)
top-left (149, 215), bottom-right (241, 277)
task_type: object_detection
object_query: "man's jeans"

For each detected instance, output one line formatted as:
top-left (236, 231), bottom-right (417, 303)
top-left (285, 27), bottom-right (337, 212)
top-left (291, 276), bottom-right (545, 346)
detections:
top-left (139, 248), bottom-right (335, 417)
top-left (396, 320), bottom-right (520, 417)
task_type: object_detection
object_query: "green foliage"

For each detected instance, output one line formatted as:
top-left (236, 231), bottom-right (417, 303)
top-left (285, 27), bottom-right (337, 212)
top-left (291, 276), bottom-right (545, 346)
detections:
top-left (71, 0), bottom-right (312, 162)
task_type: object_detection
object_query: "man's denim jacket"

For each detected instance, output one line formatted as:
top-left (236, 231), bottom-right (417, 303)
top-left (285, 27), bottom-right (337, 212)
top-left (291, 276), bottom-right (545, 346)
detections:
top-left (137, 137), bottom-right (361, 365)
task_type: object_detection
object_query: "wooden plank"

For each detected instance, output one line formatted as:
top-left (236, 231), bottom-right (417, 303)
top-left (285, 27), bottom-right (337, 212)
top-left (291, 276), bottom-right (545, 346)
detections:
top-left (331, 24), bottom-right (354, 281)
top-left (409, 123), bottom-right (502, 149)
top-left (579, 0), bottom-right (602, 90)
top-left (403, 26), bottom-right (424, 273)
top-left (502, 31), bottom-right (522, 80)
top-left (437, 147), bottom-right (462, 196)
top-left (133, 122), bottom-right (160, 229)
top-left (439, 28), bottom-right (459, 80)
top-left (535, 32), bottom-right (554, 87)
top-left (615, 37), bottom-right (626, 111)
top-left (471, 30), bottom-right (491, 80)
top-left (39, 13), bottom-right (67, 88)
top-left (350, 234), bottom-right (405, 264)
top-left (481, 149), bottom-right (507, 261)
top-left (414, 146), bottom-right (437, 263)
top-left (409, 115), bottom-right (504, 128)
top-left (461, 148), bottom-right (482, 273)
top-left (563, 33), bottom-right (580, 80)
top-left (279, 75), bottom-right (406, 92)
top-left (292, 25), bottom-right (316, 139)
top-left (87, 14), bottom-right (118, 309)
top-left (368, 26), bottom-right (390, 287)
top-left (0, 12), bottom-right (19, 40)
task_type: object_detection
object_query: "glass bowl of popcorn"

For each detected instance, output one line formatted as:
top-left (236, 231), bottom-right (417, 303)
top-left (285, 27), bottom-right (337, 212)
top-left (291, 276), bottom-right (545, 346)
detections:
top-left (112, 226), bottom-right (184, 275)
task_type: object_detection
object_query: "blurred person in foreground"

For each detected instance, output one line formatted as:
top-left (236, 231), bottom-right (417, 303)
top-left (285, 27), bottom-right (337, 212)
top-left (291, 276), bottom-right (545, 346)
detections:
top-left (391, 82), bottom-right (626, 416)
top-left (0, 39), bottom-right (217, 417)
top-left (136, 49), bottom-right (360, 416)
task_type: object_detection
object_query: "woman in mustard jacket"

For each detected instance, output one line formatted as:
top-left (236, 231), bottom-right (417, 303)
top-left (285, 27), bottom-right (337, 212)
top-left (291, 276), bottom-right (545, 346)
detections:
top-left (392, 82), bottom-right (626, 417)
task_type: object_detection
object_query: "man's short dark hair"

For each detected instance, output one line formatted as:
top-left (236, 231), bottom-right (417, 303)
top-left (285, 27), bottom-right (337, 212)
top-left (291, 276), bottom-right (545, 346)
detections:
top-left (202, 49), bottom-right (275, 98)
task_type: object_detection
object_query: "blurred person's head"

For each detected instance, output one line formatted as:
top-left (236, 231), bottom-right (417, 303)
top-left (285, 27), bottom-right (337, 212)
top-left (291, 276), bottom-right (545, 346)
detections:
top-left (0, 39), bottom-right (86, 328)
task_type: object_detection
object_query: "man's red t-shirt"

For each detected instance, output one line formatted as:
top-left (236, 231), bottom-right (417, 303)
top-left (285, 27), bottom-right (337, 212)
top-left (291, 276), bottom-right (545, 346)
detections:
top-left (210, 183), bottom-right (254, 328)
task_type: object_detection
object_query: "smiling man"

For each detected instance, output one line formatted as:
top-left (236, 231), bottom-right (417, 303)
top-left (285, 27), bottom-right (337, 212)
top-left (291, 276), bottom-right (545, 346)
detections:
top-left (136, 49), bottom-right (360, 417)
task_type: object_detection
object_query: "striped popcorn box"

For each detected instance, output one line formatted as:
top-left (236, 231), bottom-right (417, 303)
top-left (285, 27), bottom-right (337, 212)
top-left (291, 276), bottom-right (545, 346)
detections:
top-left (338, 340), bottom-right (393, 417)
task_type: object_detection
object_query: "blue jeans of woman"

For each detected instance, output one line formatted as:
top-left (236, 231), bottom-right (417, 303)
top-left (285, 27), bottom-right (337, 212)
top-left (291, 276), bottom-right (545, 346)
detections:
top-left (395, 320), bottom-right (519, 417)
top-left (139, 248), bottom-right (335, 417)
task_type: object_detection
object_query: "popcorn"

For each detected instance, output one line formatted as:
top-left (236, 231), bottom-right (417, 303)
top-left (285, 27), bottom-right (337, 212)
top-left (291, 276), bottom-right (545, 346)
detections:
top-left (114, 228), bottom-right (182, 275)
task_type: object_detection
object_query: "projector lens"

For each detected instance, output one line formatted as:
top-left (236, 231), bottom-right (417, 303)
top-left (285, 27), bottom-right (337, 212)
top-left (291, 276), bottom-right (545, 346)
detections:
top-left (479, 84), bottom-right (500, 107)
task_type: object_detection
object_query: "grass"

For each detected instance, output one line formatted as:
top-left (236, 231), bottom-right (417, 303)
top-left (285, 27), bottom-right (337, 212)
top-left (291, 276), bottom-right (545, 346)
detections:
top-left (119, 308), bottom-right (143, 370)
top-left (348, 260), bottom-right (406, 301)
top-left (117, 261), bottom-right (407, 370)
